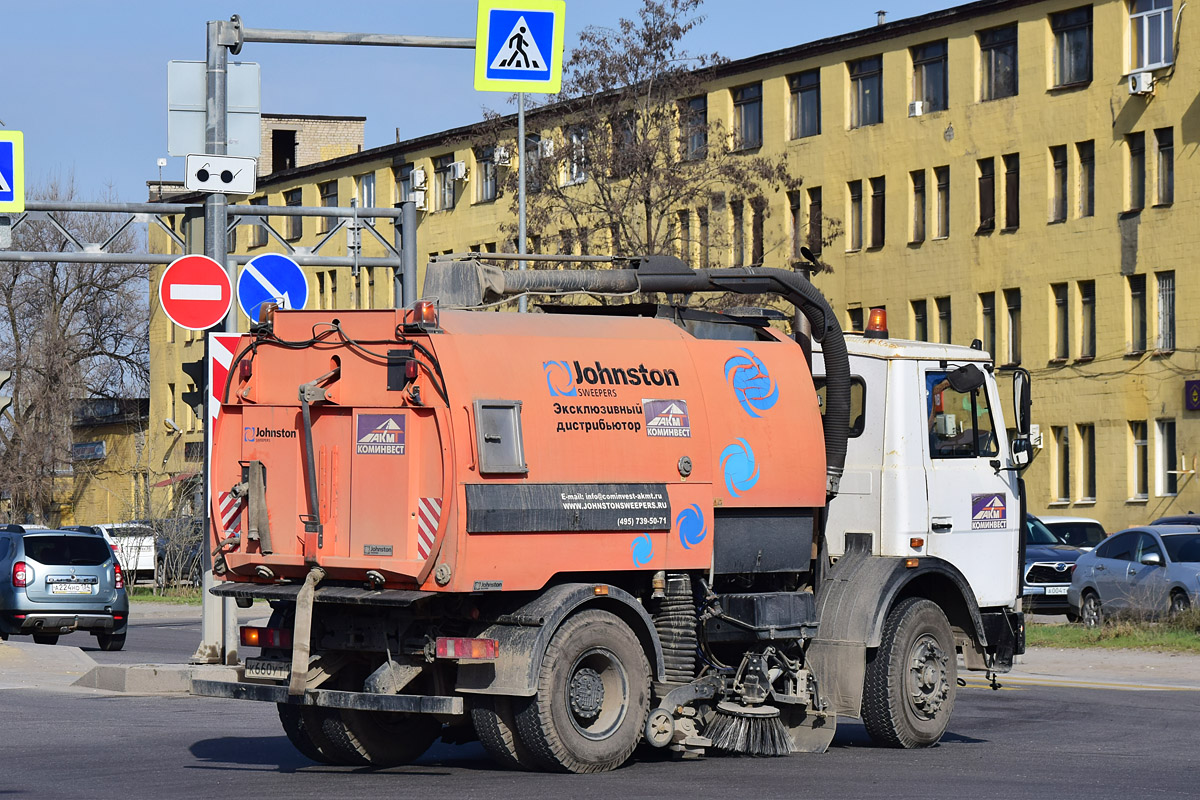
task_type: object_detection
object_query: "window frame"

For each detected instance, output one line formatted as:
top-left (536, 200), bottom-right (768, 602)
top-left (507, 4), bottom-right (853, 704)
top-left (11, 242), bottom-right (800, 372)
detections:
top-left (1155, 126), bottom-right (1174, 205)
top-left (283, 188), bottom-right (303, 241)
top-left (1077, 140), bottom-right (1095, 217)
top-left (475, 148), bottom-right (498, 203)
top-left (1080, 280), bottom-right (1096, 359)
top-left (683, 95), bottom-right (708, 159)
top-left (1050, 144), bottom-right (1068, 223)
top-left (1157, 270), bottom-right (1175, 351)
top-left (732, 83), bottom-right (763, 150)
top-left (1157, 417), bottom-right (1178, 495)
top-left (848, 180), bottom-right (863, 251)
top-left (978, 157), bottom-right (996, 232)
top-left (1051, 6), bottom-right (1094, 88)
top-left (1052, 282), bottom-right (1069, 360)
top-left (934, 165), bottom-right (950, 239)
top-left (789, 69), bottom-right (821, 139)
top-left (850, 55), bottom-right (884, 128)
top-left (869, 176), bottom-right (886, 249)
top-left (1130, 0), bottom-right (1174, 71)
top-left (979, 24), bottom-right (1018, 100)
top-left (911, 40), bottom-right (949, 112)
top-left (1129, 273), bottom-right (1147, 353)
top-left (911, 169), bottom-right (927, 243)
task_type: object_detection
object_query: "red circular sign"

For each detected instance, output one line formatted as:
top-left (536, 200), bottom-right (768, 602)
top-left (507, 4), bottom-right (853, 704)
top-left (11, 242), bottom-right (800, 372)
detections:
top-left (159, 255), bottom-right (233, 331)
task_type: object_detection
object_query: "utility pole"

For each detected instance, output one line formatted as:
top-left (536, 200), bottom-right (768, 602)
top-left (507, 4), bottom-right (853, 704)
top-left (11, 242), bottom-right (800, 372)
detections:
top-left (517, 92), bottom-right (527, 313)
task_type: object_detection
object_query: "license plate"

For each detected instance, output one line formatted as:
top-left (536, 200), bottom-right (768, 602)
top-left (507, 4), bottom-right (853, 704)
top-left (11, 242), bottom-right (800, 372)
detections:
top-left (50, 583), bottom-right (94, 595)
top-left (1045, 586), bottom-right (1069, 596)
top-left (244, 658), bottom-right (291, 681)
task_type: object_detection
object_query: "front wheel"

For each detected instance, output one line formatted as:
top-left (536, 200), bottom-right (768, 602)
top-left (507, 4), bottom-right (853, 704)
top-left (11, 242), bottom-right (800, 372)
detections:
top-left (861, 597), bottom-right (957, 748)
top-left (1169, 591), bottom-right (1190, 617)
top-left (1081, 592), bottom-right (1103, 629)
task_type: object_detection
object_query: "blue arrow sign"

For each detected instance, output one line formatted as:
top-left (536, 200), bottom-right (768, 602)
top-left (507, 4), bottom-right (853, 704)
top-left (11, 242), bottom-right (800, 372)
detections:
top-left (237, 253), bottom-right (308, 321)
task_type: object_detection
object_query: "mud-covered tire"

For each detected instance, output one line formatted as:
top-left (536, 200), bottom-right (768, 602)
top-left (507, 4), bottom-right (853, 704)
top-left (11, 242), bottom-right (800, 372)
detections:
top-left (515, 609), bottom-right (651, 773)
top-left (96, 633), bottom-right (126, 652)
top-left (861, 597), bottom-right (957, 749)
top-left (318, 708), bottom-right (441, 767)
top-left (32, 633), bottom-right (59, 645)
top-left (472, 696), bottom-right (540, 770)
top-left (277, 703), bottom-right (334, 764)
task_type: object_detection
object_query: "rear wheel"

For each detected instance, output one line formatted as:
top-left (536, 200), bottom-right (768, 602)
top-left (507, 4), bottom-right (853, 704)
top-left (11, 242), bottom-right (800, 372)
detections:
top-left (515, 609), bottom-right (651, 773)
top-left (276, 704), bottom-right (334, 765)
top-left (472, 696), bottom-right (539, 770)
top-left (1169, 591), bottom-right (1190, 617)
top-left (861, 597), bottom-right (957, 749)
top-left (96, 633), bottom-right (126, 651)
top-left (1081, 591), bottom-right (1103, 629)
top-left (318, 708), bottom-right (441, 767)
top-left (32, 633), bottom-right (59, 645)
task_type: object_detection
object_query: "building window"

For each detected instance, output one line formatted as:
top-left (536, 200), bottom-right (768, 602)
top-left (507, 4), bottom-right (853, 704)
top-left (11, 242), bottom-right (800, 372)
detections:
top-left (750, 198), bottom-right (765, 265)
top-left (789, 70), bottom-right (821, 139)
top-left (1077, 141), bottom-right (1095, 217)
top-left (1051, 6), bottom-right (1093, 87)
top-left (807, 187), bottom-right (823, 255)
top-left (316, 272), bottom-right (326, 310)
top-left (848, 180), bottom-right (863, 251)
top-left (911, 170), bottom-right (926, 243)
top-left (249, 195), bottom-right (268, 248)
top-left (1002, 153), bottom-right (1020, 229)
top-left (271, 129), bottom-right (297, 173)
top-left (568, 126), bottom-right (589, 184)
top-left (789, 191), bottom-right (803, 261)
top-left (1079, 423), bottom-right (1096, 500)
top-left (356, 267), bottom-right (372, 310)
top-left (1157, 270), bottom-right (1175, 350)
top-left (1157, 418), bottom-right (1178, 495)
top-left (1129, 273), bottom-right (1147, 352)
top-left (318, 180), bottom-right (338, 234)
top-left (1080, 280), bottom-right (1096, 359)
top-left (980, 292), bottom-right (996, 357)
top-left (1156, 127), bottom-right (1174, 205)
top-left (979, 24), bottom-right (1018, 100)
top-left (848, 307), bottom-right (865, 333)
top-left (936, 296), bottom-right (952, 343)
top-left (733, 84), bottom-right (763, 149)
top-left (1005, 288), bottom-right (1022, 365)
top-left (731, 198), bottom-right (745, 265)
top-left (912, 299), bottom-right (928, 341)
top-left (697, 208), bottom-right (710, 269)
top-left (934, 166), bottom-right (950, 238)
top-left (869, 176), bottom-right (885, 248)
top-left (911, 40), bottom-right (948, 112)
top-left (476, 148), bottom-right (497, 203)
top-left (677, 210), bottom-right (692, 267)
top-left (1131, 0), bottom-right (1174, 70)
top-left (434, 155), bottom-right (455, 211)
top-left (1131, 421), bottom-right (1149, 499)
top-left (850, 56), bottom-right (883, 128)
top-left (525, 133), bottom-right (543, 192)
top-left (1049, 145), bottom-right (1068, 223)
top-left (978, 158), bottom-right (995, 232)
top-left (356, 172), bottom-right (376, 210)
top-left (683, 96), bottom-right (707, 159)
top-left (395, 163), bottom-right (414, 203)
top-left (1128, 132), bottom-right (1146, 210)
top-left (1053, 426), bottom-right (1071, 501)
top-left (1052, 283), bottom-right (1069, 360)
top-left (284, 188), bottom-right (303, 241)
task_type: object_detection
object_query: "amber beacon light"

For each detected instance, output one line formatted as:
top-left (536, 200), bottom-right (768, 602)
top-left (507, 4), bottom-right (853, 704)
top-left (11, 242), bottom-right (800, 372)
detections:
top-left (864, 307), bottom-right (889, 339)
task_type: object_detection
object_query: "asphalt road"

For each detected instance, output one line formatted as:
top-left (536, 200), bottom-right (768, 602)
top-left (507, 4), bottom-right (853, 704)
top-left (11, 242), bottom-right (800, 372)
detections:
top-left (2, 681), bottom-right (1196, 799)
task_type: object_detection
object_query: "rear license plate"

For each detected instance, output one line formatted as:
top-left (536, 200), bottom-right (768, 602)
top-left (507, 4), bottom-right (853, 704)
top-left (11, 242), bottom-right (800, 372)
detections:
top-left (50, 583), bottom-right (94, 595)
top-left (1045, 586), bottom-right (1069, 596)
top-left (244, 658), bottom-right (290, 681)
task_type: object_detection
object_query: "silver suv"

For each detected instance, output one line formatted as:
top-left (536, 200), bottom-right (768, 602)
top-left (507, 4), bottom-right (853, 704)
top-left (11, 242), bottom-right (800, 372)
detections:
top-left (0, 525), bottom-right (129, 650)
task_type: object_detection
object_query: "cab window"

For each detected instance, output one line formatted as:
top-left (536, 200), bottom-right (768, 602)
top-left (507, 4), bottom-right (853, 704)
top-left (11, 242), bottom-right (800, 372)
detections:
top-left (926, 370), bottom-right (998, 458)
top-left (815, 376), bottom-right (866, 438)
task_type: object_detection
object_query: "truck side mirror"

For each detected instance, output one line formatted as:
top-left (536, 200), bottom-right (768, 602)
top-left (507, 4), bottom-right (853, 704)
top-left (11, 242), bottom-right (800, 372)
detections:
top-left (1010, 436), bottom-right (1031, 468)
top-left (1012, 369), bottom-right (1031, 437)
top-left (946, 363), bottom-right (985, 393)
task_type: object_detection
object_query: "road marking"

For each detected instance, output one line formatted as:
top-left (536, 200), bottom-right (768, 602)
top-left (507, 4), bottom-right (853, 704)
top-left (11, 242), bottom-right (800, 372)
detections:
top-left (170, 283), bottom-right (223, 301)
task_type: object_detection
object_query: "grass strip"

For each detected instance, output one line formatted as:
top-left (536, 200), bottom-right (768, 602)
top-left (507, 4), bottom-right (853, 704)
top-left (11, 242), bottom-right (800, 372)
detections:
top-left (1028, 610), bottom-right (1200, 654)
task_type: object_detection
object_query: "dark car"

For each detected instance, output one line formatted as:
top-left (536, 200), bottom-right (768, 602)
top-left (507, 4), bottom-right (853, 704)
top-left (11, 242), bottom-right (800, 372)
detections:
top-left (1023, 514), bottom-right (1085, 616)
top-left (1038, 515), bottom-right (1107, 550)
top-left (0, 525), bottom-right (129, 649)
top-left (154, 519), bottom-right (203, 588)
top-left (1151, 514), bottom-right (1200, 526)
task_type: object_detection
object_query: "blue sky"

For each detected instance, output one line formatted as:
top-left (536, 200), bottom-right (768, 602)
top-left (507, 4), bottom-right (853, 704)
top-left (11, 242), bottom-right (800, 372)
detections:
top-left (3, 0), bottom-right (948, 201)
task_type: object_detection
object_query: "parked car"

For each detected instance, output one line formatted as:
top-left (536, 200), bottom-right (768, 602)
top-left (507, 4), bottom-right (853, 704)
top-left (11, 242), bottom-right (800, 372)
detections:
top-left (155, 519), bottom-right (203, 588)
top-left (1068, 525), bottom-right (1200, 628)
top-left (1150, 514), bottom-right (1200, 526)
top-left (0, 525), bottom-right (129, 650)
top-left (1038, 515), bottom-right (1107, 551)
top-left (1023, 514), bottom-right (1085, 616)
top-left (67, 524), bottom-right (157, 583)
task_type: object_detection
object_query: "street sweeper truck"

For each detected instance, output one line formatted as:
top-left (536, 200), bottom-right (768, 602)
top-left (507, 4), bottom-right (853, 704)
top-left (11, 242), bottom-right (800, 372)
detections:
top-left (191, 254), bottom-right (1030, 773)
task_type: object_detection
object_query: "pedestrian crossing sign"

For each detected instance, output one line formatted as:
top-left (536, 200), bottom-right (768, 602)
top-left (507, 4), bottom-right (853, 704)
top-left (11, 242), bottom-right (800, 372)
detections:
top-left (475, 0), bottom-right (566, 93)
top-left (0, 131), bottom-right (25, 214)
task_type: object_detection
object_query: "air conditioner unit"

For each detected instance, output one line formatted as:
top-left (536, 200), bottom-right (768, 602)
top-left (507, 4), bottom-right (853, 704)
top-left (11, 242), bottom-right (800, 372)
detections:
top-left (908, 100), bottom-right (925, 117)
top-left (411, 168), bottom-right (427, 189)
top-left (494, 145), bottom-right (511, 166)
top-left (538, 138), bottom-right (555, 158)
top-left (412, 189), bottom-right (427, 210)
top-left (450, 160), bottom-right (468, 181)
top-left (1129, 71), bottom-right (1154, 95)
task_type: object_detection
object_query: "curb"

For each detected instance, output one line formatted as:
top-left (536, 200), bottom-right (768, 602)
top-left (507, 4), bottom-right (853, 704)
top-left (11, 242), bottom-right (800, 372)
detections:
top-left (72, 662), bottom-right (241, 694)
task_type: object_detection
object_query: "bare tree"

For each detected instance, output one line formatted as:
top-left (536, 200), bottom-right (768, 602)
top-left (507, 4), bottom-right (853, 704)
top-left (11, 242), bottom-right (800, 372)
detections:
top-left (0, 176), bottom-right (150, 524)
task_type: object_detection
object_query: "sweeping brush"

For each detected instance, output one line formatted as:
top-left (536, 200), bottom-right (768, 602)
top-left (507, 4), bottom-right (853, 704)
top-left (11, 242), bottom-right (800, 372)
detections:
top-left (706, 701), bottom-right (793, 757)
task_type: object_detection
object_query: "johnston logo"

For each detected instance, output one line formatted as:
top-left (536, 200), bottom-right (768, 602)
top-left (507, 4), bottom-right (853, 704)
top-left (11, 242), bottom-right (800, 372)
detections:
top-left (244, 426), bottom-right (298, 442)
top-left (971, 493), bottom-right (1007, 530)
top-left (644, 399), bottom-right (691, 438)
top-left (570, 360), bottom-right (680, 388)
top-left (356, 414), bottom-right (406, 455)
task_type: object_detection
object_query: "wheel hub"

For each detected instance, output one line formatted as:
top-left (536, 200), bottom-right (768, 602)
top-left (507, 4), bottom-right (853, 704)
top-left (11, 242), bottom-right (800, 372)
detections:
top-left (569, 667), bottom-right (605, 719)
top-left (908, 634), bottom-right (949, 718)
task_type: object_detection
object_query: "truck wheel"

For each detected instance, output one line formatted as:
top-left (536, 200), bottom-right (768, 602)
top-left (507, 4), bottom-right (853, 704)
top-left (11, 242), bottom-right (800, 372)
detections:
top-left (515, 609), bottom-right (651, 773)
top-left (472, 696), bottom-right (539, 770)
top-left (276, 704), bottom-right (334, 765)
top-left (861, 597), bottom-right (957, 749)
top-left (319, 708), bottom-right (441, 767)
top-left (96, 633), bottom-right (126, 652)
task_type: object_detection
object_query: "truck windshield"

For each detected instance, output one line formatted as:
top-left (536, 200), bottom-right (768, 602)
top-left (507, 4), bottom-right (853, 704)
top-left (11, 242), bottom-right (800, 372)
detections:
top-left (926, 370), bottom-right (998, 459)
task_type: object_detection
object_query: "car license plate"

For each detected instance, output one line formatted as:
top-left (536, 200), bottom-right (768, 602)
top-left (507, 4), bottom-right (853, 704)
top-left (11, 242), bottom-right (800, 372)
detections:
top-left (50, 583), bottom-right (94, 595)
top-left (244, 658), bottom-right (290, 681)
top-left (1045, 586), bottom-right (1069, 596)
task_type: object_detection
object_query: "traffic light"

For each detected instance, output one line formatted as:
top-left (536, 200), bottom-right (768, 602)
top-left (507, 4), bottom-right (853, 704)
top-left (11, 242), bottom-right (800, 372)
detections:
top-left (179, 358), bottom-right (205, 420)
top-left (0, 370), bottom-right (11, 417)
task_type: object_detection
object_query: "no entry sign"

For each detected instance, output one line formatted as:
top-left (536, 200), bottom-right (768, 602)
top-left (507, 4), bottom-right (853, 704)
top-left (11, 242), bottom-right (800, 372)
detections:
top-left (159, 254), bottom-right (233, 331)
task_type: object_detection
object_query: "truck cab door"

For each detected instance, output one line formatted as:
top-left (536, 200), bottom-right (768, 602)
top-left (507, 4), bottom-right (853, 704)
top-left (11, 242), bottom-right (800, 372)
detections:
top-left (921, 362), bottom-right (1020, 607)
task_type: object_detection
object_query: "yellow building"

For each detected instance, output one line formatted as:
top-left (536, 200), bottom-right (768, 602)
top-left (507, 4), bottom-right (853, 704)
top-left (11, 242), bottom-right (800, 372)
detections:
top-left (63, 399), bottom-right (151, 526)
top-left (150, 0), bottom-right (1198, 532)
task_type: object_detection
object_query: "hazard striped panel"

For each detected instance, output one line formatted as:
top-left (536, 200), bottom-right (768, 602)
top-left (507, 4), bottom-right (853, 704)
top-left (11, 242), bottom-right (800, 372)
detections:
top-left (417, 498), bottom-right (443, 560)
top-left (218, 490), bottom-right (243, 536)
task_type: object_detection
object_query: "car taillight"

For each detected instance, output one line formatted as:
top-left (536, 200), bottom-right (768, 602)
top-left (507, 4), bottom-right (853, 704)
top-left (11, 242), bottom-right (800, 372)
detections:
top-left (12, 561), bottom-right (30, 588)
top-left (114, 563), bottom-right (124, 590)
top-left (435, 637), bottom-right (499, 660)
top-left (241, 626), bottom-right (292, 648)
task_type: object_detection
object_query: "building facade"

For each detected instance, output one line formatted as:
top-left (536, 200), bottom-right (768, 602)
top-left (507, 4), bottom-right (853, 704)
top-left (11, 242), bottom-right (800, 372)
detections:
top-left (149, 0), bottom-right (1198, 531)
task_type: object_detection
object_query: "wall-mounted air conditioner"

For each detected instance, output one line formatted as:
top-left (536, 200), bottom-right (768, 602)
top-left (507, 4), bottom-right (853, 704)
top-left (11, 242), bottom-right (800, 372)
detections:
top-left (411, 168), bottom-right (427, 189)
top-left (908, 100), bottom-right (925, 117)
top-left (450, 160), bottom-right (468, 181)
top-left (1129, 72), bottom-right (1154, 95)
top-left (412, 189), bottom-right (427, 210)
top-left (494, 145), bottom-right (511, 166)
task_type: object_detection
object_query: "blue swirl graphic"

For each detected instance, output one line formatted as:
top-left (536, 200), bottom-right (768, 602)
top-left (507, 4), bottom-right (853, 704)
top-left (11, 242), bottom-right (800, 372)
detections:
top-left (724, 348), bottom-right (779, 418)
top-left (719, 438), bottom-right (761, 497)
top-left (676, 504), bottom-right (707, 550)
top-left (630, 533), bottom-right (654, 567)
top-left (543, 360), bottom-right (577, 396)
